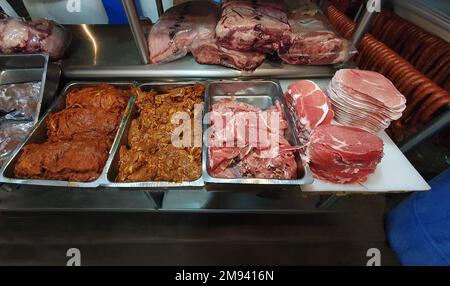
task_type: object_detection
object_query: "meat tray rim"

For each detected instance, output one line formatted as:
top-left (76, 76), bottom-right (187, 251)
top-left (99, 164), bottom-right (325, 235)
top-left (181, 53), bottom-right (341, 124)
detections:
top-left (202, 79), bottom-right (314, 187)
top-left (0, 81), bottom-right (135, 188)
top-left (101, 81), bottom-right (206, 190)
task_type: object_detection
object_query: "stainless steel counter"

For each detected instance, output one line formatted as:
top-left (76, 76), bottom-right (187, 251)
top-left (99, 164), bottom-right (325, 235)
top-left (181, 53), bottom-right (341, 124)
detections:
top-left (62, 25), bottom-right (356, 79)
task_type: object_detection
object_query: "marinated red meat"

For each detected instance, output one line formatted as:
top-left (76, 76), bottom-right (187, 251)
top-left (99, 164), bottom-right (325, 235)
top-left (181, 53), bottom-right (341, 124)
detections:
top-left (307, 125), bottom-right (384, 184)
top-left (148, 1), bottom-right (220, 64)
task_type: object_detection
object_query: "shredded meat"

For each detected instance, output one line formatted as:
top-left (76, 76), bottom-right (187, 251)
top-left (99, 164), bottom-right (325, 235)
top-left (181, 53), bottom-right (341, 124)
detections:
top-left (116, 84), bottom-right (204, 183)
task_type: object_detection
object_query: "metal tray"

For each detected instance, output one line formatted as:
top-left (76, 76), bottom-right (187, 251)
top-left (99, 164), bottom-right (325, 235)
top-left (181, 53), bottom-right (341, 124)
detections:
top-left (0, 82), bottom-right (135, 188)
top-left (202, 80), bottom-right (313, 188)
top-left (0, 54), bottom-right (61, 124)
top-left (102, 82), bottom-right (205, 189)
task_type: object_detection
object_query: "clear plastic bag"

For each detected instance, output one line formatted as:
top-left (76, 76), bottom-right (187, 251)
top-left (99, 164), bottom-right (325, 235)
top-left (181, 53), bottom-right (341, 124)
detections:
top-left (147, 1), bottom-right (220, 64)
top-left (278, 10), bottom-right (356, 65)
top-left (0, 82), bottom-right (41, 121)
top-left (0, 121), bottom-right (34, 167)
top-left (0, 18), bottom-right (71, 60)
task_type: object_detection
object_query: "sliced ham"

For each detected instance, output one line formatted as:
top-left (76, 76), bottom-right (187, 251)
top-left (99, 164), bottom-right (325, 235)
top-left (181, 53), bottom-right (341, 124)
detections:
top-left (327, 69), bottom-right (406, 134)
top-left (285, 80), bottom-right (334, 145)
top-left (307, 125), bottom-right (384, 184)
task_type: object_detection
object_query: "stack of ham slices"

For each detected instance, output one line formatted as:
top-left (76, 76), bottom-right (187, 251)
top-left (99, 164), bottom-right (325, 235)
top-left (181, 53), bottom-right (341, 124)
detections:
top-left (285, 80), bottom-right (334, 145)
top-left (327, 69), bottom-right (406, 134)
top-left (307, 125), bottom-right (384, 184)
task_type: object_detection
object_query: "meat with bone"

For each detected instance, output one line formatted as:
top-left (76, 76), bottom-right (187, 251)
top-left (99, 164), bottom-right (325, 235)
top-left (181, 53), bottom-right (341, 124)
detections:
top-left (0, 18), bottom-right (69, 60)
top-left (148, 1), bottom-right (220, 64)
top-left (285, 80), bottom-right (334, 145)
top-left (216, 0), bottom-right (290, 53)
top-left (190, 39), bottom-right (266, 71)
top-left (327, 69), bottom-right (406, 134)
top-left (278, 13), bottom-right (350, 65)
top-left (207, 98), bottom-right (297, 179)
top-left (307, 125), bottom-right (384, 184)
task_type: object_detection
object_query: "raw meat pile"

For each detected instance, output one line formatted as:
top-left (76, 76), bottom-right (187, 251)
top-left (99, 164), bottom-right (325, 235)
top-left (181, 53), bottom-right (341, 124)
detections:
top-left (207, 98), bottom-right (297, 179)
top-left (0, 18), bottom-right (70, 60)
top-left (147, 1), bottom-right (220, 64)
top-left (327, 69), bottom-right (406, 134)
top-left (307, 125), bottom-right (384, 184)
top-left (278, 13), bottom-right (350, 65)
top-left (285, 80), bottom-right (334, 145)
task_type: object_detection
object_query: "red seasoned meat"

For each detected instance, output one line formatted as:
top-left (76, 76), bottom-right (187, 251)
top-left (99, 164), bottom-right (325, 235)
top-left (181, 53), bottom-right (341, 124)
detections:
top-left (285, 80), bottom-right (334, 145)
top-left (216, 0), bottom-right (290, 53)
top-left (190, 39), bottom-right (266, 71)
top-left (307, 125), bottom-right (384, 184)
top-left (148, 1), bottom-right (220, 64)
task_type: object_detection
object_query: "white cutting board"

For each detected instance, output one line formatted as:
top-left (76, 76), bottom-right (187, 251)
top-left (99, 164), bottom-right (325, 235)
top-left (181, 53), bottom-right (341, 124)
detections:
top-left (279, 79), bottom-right (431, 193)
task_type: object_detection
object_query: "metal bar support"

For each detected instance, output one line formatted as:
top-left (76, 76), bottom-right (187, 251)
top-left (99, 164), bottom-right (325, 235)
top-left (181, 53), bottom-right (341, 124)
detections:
top-left (122, 0), bottom-right (150, 64)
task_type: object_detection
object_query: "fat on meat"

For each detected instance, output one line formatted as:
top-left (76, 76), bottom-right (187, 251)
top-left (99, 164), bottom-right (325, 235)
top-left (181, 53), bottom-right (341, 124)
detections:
top-left (148, 1), bottom-right (220, 64)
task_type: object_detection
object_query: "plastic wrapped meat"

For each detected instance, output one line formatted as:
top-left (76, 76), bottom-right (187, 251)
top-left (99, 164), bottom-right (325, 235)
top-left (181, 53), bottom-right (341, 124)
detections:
top-left (148, 1), bottom-right (220, 64)
top-left (0, 121), bottom-right (34, 167)
top-left (216, 0), bottom-right (290, 53)
top-left (278, 14), bottom-right (352, 65)
top-left (190, 39), bottom-right (266, 71)
top-left (0, 18), bottom-right (70, 60)
top-left (0, 82), bottom-right (41, 120)
top-left (14, 140), bottom-right (110, 182)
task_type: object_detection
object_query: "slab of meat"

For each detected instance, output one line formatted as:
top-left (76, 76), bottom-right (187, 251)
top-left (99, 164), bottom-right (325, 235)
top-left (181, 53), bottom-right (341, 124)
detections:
top-left (14, 140), bottom-right (110, 182)
top-left (207, 98), bottom-right (297, 179)
top-left (216, 0), bottom-right (290, 53)
top-left (278, 13), bottom-right (350, 65)
top-left (46, 107), bottom-right (122, 143)
top-left (327, 69), bottom-right (406, 133)
top-left (307, 125), bottom-right (384, 184)
top-left (0, 18), bottom-right (69, 60)
top-left (190, 39), bottom-right (266, 71)
top-left (65, 84), bottom-right (130, 112)
top-left (285, 80), bottom-right (334, 145)
top-left (148, 1), bottom-right (220, 64)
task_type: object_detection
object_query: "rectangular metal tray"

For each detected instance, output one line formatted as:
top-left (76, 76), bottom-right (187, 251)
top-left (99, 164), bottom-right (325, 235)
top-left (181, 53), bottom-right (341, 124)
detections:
top-left (202, 80), bottom-right (314, 188)
top-left (0, 54), bottom-right (61, 125)
top-left (102, 81), bottom-right (205, 189)
top-left (0, 82), bottom-right (135, 188)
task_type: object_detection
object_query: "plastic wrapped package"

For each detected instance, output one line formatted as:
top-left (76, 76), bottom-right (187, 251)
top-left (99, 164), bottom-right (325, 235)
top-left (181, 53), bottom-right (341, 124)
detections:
top-left (147, 1), bottom-right (220, 64)
top-left (0, 121), bottom-right (34, 167)
top-left (0, 18), bottom-right (71, 60)
top-left (278, 13), bottom-right (355, 65)
top-left (0, 82), bottom-right (41, 120)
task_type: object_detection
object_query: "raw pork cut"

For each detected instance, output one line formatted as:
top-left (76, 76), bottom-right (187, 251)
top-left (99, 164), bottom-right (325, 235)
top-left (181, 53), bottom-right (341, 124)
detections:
top-left (207, 98), bottom-right (297, 179)
top-left (278, 13), bottom-right (350, 65)
top-left (147, 1), bottom-right (220, 64)
top-left (307, 125), bottom-right (384, 184)
top-left (327, 69), bottom-right (406, 133)
top-left (285, 80), bottom-right (334, 144)
top-left (190, 39), bottom-right (266, 71)
top-left (216, 0), bottom-right (290, 53)
top-left (0, 18), bottom-right (70, 59)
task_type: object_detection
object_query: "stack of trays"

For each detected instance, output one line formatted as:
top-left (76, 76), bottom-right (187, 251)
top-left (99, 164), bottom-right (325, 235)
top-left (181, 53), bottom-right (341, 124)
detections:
top-left (0, 80), bottom-right (313, 190)
top-left (327, 69), bottom-right (406, 134)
